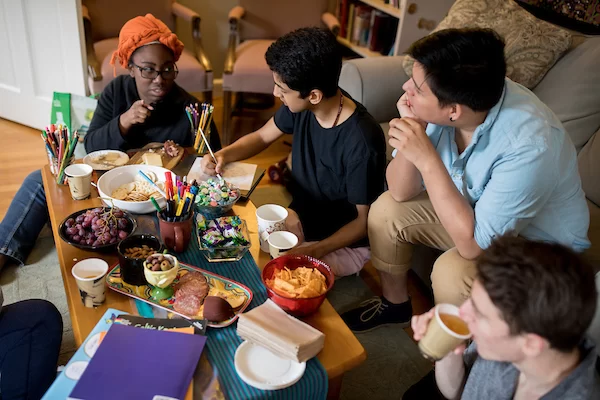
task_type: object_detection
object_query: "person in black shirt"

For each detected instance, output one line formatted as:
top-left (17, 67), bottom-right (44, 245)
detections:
top-left (85, 14), bottom-right (219, 152)
top-left (0, 14), bottom-right (217, 271)
top-left (201, 27), bottom-right (386, 276)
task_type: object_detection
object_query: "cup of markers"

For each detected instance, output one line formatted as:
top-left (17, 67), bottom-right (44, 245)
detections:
top-left (194, 178), bottom-right (240, 219)
top-left (150, 171), bottom-right (198, 223)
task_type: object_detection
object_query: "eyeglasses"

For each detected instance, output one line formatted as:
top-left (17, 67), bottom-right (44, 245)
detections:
top-left (131, 63), bottom-right (178, 80)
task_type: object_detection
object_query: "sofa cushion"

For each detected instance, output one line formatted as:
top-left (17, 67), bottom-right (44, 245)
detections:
top-left (533, 36), bottom-right (600, 151)
top-left (402, 0), bottom-right (572, 89)
top-left (579, 130), bottom-right (600, 207)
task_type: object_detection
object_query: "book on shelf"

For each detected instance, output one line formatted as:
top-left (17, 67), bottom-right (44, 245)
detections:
top-left (352, 5), bottom-right (372, 47)
top-left (346, 3), bottom-right (355, 42)
top-left (368, 11), bottom-right (399, 55)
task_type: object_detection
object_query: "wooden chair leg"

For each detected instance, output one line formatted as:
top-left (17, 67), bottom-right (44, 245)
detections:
top-left (203, 90), bottom-right (213, 105)
top-left (222, 90), bottom-right (233, 146)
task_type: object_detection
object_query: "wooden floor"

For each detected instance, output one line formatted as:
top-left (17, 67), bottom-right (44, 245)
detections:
top-left (0, 94), bottom-right (431, 329)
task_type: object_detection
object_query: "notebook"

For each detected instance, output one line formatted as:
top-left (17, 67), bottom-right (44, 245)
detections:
top-left (69, 324), bottom-right (206, 400)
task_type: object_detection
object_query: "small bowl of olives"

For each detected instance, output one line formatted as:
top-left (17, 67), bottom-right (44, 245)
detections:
top-left (143, 253), bottom-right (179, 300)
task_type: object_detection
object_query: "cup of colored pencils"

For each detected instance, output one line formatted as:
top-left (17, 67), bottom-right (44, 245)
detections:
top-left (185, 103), bottom-right (214, 154)
top-left (41, 124), bottom-right (78, 185)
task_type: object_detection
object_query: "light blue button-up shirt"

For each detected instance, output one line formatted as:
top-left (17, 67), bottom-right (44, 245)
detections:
top-left (396, 78), bottom-right (590, 251)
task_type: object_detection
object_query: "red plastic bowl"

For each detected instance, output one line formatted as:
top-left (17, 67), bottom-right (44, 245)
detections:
top-left (261, 255), bottom-right (335, 317)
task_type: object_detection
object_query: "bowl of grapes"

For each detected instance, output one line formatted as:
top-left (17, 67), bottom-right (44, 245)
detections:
top-left (58, 207), bottom-right (136, 251)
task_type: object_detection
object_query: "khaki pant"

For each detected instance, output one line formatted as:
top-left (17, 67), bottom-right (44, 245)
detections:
top-left (368, 191), bottom-right (477, 306)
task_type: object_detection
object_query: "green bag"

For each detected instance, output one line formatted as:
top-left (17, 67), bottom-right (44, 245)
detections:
top-left (50, 92), bottom-right (98, 158)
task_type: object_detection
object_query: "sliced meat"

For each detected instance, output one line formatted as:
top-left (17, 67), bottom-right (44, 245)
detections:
top-left (173, 292), bottom-right (203, 317)
top-left (174, 271), bottom-right (207, 291)
top-left (176, 279), bottom-right (209, 299)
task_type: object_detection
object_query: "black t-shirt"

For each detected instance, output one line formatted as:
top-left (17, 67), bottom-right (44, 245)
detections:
top-left (274, 93), bottom-right (386, 247)
top-left (84, 75), bottom-right (220, 153)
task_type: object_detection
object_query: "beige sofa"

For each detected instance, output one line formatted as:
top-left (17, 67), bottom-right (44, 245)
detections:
top-left (339, 34), bottom-right (600, 341)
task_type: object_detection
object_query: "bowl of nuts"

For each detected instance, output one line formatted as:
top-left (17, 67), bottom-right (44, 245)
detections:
top-left (143, 253), bottom-right (179, 300)
top-left (116, 234), bottom-right (163, 286)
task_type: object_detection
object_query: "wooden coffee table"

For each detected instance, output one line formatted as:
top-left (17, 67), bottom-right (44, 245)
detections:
top-left (41, 164), bottom-right (365, 398)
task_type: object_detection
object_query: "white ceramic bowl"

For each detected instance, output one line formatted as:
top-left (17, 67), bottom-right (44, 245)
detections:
top-left (97, 165), bottom-right (172, 214)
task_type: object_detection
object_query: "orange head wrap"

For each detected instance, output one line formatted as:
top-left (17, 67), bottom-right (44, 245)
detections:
top-left (110, 14), bottom-right (184, 75)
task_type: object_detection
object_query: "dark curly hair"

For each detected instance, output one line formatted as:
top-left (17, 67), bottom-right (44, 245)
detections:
top-left (477, 236), bottom-right (597, 352)
top-left (408, 28), bottom-right (506, 112)
top-left (265, 27), bottom-right (341, 99)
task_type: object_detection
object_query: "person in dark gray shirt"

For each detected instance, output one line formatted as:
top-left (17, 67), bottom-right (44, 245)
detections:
top-left (412, 236), bottom-right (599, 399)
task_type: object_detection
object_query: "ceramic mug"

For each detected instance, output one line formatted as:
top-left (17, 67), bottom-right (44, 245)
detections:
top-left (158, 212), bottom-right (193, 253)
top-left (256, 204), bottom-right (288, 252)
top-left (71, 258), bottom-right (109, 308)
top-left (263, 231), bottom-right (298, 259)
top-left (65, 164), bottom-right (93, 200)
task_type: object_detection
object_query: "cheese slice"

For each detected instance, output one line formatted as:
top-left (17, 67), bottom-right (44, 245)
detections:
top-left (142, 152), bottom-right (163, 166)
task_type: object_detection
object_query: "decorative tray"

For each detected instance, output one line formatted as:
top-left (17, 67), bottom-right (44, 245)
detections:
top-left (106, 262), bottom-right (253, 328)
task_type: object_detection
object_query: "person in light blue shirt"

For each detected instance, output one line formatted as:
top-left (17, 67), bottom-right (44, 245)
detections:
top-left (341, 28), bottom-right (590, 333)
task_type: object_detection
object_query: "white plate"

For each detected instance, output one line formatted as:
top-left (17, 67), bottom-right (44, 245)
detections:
top-left (83, 150), bottom-right (129, 171)
top-left (234, 341), bottom-right (306, 390)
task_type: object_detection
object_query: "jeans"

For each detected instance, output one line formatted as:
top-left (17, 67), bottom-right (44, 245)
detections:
top-left (0, 170), bottom-right (48, 265)
top-left (0, 299), bottom-right (63, 399)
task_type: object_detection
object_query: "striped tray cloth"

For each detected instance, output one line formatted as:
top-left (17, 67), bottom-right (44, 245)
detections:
top-left (178, 248), bottom-right (329, 399)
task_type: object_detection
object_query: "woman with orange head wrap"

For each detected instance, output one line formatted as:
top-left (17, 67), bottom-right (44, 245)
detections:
top-left (85, 14), bottom-right (219, 153)
top-left (0, 15), bottom-right (220, 275)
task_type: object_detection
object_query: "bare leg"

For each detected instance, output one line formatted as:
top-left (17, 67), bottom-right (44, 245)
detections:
top-left (380, 270), bottom-right (409, 304)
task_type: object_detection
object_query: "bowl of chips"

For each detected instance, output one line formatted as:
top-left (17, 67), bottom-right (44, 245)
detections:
top-left (194, 178), bottom-right (241, 219)
top-left (97, 165), bottom-right (172, 214)
top-left (262, 255), bottom-right (334, 317)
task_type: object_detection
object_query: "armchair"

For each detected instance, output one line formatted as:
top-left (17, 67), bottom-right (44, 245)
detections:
top-left (82, 0), bottom-right (213, 102)
top-left (221, 0), bottom-right (340, 145)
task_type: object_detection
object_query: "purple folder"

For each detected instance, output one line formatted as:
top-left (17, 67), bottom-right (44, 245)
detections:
top-left (69, 324), bottom-right (206, 400)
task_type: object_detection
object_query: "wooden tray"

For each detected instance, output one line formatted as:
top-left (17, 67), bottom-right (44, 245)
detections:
top-left (126, 142), bottom-right (185, 171)
top-left (106, 262), bottom-right (253, 328)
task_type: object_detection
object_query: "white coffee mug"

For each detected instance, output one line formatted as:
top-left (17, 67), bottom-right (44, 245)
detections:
top-left (256, 204), bottom-right (288, 252)
top-left (264, 231), bottom-right (298, 259)
top-left (65, 164), bottom-right (93, 200)
top-left (71, 258), bottom-right (109, 308)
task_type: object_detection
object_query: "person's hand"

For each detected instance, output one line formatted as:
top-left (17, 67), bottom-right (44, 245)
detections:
top-left (397, 93), bottom-right (426, 128)
top-left (412, 308), bottom-right (467, 355)
top-left (119, 100), bottom-right (154, 133)
top-left (201, 152), bottom-right (226, 175)
top-left (285, 244), bottom-right (323, 259)
top-left (388, 117), bottom-right (437, 171)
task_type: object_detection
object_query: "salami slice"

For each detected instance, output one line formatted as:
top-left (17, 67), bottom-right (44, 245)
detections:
top-left (173, 292), bottom-right (203, 316)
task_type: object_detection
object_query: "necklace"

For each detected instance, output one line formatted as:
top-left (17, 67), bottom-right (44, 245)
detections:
top-left (332, 92), bottom-right (344, 128)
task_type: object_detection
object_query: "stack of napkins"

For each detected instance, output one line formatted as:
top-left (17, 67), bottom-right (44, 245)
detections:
top-left (237, 300), bottom-right (325, 363)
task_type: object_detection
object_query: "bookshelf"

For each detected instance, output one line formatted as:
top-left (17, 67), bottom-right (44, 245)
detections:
top-left (336, 0), bottom-right (455, 57)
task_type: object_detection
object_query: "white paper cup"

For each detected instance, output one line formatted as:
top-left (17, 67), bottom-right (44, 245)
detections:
top-left (71, 258), bottom-right (109, 308)
top-left (418, 303), bottom-right (472, 361)
top-left (266, 231), bottom-right (298, 259)
top-left (65, 164), bottom-right (93, 200)
top-left (256, 204), bottom-right (288, 252)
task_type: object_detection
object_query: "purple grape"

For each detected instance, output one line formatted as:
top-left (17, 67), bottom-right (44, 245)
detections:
top-left (118, 230), bottom-right (128, 240)
top-left (96, 219), bottom-right (105, 227)
top-left (77, 228), bottom-right (84, 237)
top-left (76, 215), bottom-right (85, 223)
top-left (82, 220), bottom-right (91, 229)
top-left (117, 218), bottom-right (128, 230)
top-left (109, 237), bottom-right (118, 244)
top-left (109, 228), bottom-right (117, 237)
top-left (91, 223), bottom-right (98, 231)
top-left (93, 207), bottom-right (103, 213)
top-left (91, 216), bottom-right (99, 224)
top-left (86, 238), bottom-right (94, 245)
top-left (113, 211), bottom-right (124, 218)
top-left (72, 235), bottom-right (81, 242)
top-left (92, 240), bottom-right (101, 247)
top-left (65, 218), bottom-right (75, 228)
top-left (66, 227), bottom-right (77, 235)
top-left (75, 224), bottom-right (82, 230)
top-left (102, 232), bottom-right (111, 241)
top-left (79, 238), bottom-right (87, 245)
